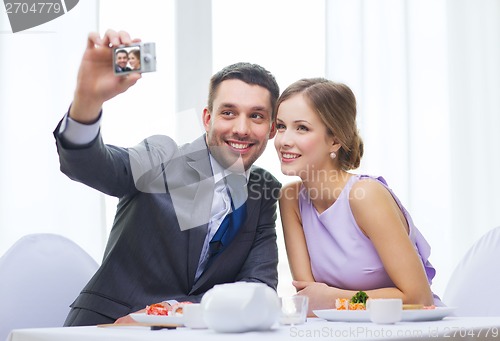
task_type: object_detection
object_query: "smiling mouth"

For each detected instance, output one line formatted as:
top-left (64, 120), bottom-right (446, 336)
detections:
top-left (227, 141), bottom-right (252, 151)
top-left (281, 152), bottom-right (300, 160)
top-left (281, 153), bottom-right (300, 159)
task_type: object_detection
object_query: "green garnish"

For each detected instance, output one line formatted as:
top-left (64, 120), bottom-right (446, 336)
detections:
top-left (350, 291), bottom-right (369, 304)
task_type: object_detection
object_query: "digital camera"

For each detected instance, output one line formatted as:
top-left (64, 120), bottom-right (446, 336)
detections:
top-left (113, 42), bottom-right (156, 75)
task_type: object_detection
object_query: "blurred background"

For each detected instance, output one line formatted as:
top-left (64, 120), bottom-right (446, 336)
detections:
top-left (1, 0), bottom-right (499, 299)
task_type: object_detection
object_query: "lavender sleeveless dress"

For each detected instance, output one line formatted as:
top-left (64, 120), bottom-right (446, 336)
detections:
top-left (299, 174), bottom-right (442, 305)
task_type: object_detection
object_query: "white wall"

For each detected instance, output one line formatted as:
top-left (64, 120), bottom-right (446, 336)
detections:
top-left (0, 0), bottom-right (106, 261)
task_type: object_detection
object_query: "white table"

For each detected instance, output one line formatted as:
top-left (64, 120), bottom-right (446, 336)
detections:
top-left (8, 317), bottom-right (500, 341)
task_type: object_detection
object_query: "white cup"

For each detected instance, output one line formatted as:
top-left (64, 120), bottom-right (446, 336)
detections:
top-left (367, 298), bottom-right (402, 324)
top-left (183, 303), bottom-right (207, 329)
top-left (279, 296), bottom-right (309, 325)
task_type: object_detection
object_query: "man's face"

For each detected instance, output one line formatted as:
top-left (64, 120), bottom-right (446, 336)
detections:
top-left (116, 52), bottom-right (129, 69)
top-left (203, 79), bottom-right (276, 171)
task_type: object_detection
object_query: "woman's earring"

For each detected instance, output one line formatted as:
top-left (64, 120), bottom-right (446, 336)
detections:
top-left (330, 152), bottom-right (337, 160)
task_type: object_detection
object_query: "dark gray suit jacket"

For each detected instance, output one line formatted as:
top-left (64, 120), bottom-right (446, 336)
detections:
top-left (54, 125), bottom-right (281, 323)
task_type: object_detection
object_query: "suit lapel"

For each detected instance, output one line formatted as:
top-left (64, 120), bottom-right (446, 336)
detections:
top-left (241, 170), bottom-right (260, 230)
top-left (180, 136), bottom-right (215, 289)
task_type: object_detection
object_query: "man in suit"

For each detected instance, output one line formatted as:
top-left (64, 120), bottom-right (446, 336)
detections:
top-left (54, 29), bottom-right (281, 326)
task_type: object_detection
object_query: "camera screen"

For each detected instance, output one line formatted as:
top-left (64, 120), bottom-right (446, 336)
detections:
top-left (114, 45), bottom-right (141, 74)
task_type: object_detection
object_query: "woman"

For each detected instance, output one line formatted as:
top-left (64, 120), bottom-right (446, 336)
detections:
top-left (274, 78), bottom-right (442, 314)
top-left (128, 49), bottom-right (141, 70)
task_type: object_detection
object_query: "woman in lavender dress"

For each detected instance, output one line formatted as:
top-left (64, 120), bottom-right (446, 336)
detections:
top-left (274, 78), bottom-right (442, 314)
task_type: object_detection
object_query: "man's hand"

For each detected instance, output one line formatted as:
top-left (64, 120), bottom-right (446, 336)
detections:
top-left (114, 308), bottom-right (145, 324)
top-left (70, 29), bottom-right (142, 124)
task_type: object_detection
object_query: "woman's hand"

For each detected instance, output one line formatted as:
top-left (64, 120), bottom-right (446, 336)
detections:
top-left (293, 280), bottom-right (336, 316)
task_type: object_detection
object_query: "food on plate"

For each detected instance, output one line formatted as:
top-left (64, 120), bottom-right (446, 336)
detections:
top-left (145, 301), bottom-right (193, 316)
top-left (334, 291), bottom-right (437, 312)
top-left (350, 291), bottom-right (369, 304)
top-left (335, 298), bottom-right (349, 310)
top-left (348, 302), bottom-right (366, 310)
top-left (146, 303), bottom-right (169, 316)
top-left (336, 291), bottom-right (369, 310)
top-left (403, 304), bottom-right (436, 310)
top-left (403, 304), bottom-right (424, 310)
top-left (170, 301), bottom-right (193, 316)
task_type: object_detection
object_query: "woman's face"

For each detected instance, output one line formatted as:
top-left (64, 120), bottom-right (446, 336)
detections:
top-left (274, 94), bottom-right (335, 179)
top-left (128, 53), bottom-right (140, 70)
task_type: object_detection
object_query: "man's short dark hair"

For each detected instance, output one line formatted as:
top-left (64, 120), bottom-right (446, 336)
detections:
top-left (115, 49), bottom-right (128, 57)
top-left (207, 62), bottom-right (279, 120)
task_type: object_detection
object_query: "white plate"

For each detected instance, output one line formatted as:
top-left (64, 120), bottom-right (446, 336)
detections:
top-left (314, 309), bottom-right (370, 322)
top-left (130, 313), bottom-right (184, 325)
top-left (402, 307), bottom-right (456, 322)
top-left (313, 307), bottom-right (456, 323)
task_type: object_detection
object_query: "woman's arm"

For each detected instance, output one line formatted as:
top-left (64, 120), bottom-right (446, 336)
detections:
top-left (349, 178), bottom-right (434, 305)
top-left (279, 182), bottom-right (315, 282)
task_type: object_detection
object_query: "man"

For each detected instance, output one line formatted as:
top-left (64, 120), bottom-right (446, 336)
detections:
top-left (54, 30), bottom-right (281, 326)
top-left (114, 49), bottom-right (131, 72)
